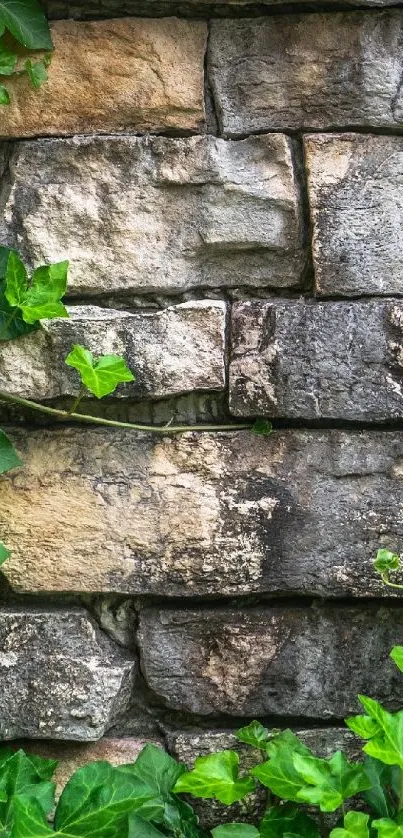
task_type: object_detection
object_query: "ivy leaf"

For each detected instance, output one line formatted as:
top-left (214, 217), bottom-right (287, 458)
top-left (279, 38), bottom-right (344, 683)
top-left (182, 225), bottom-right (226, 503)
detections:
top-left (390, 647), bottom-right (403, 674)
top-left (373, 817), bottom-right (403, 837)
top-left (0, 281), bottom-right (38, 341)
top-left (5, 251), bottom-right (28, 308)
top-left (252, 418), bottom-right (272, 436)
top-left (0, 246), bottom-right (14, 279)
top-left (0, 0), bottom-right (53, 50)
top-left (16, 260), bottom-right (69, 324)
top-left (293, 751), bottom-right (370, 812)
top-left (0, 429), bottom-right (22, 474)
top-left (212, 827), bottom-right (260, 838)
top-left (0, 543), bottom-right (10, 566)
top-left (361, 756), bottom-right (399, 819)
top-left (259, 803), bottom-right (320, 837)
top-left (65, 344), bottom-right (135, 399)
top-left (251, 730), bottom-right (313, 802)
top-left (0, 44), bottom-right (17, 76)
top-left (24, 57), bottom-right (48, 89)
top-left (128, 817), bottom-right (167, 838)
top-left (236, 721), bottom-right (270, 751)
top-left (329, 811), bottom-right (370, 838)
top-left (348, 696), bottom-right (403, 769)
top-left (0, 83), bottom-right (9, 104)
top-left (375, 550), bottom-right (400, 574)
top-left (10, 796), bottom-right (54, 838)
top-left (118, 745), bottom-right (185, 798)
top-left (0, 750), bottom-right (56, 833)
top-left (173, 751), bottom-right (255, 805)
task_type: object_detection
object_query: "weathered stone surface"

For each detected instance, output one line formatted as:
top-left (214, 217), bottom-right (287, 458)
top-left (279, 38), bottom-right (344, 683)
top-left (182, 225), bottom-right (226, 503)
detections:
top-left (209, 13), bottom-right (403, 134)
top-left (20, 738), bottom-right (162, 796)
top-left (1, 18), bottom-right (206, 139)
top-left (42, 0), bottom-right (403, 16)
top-left (305, 133), bottom-right (403, 296)
top-left (0, 608), bottom-right (135, 740)
top-left (2, 427), bottom-right (403, 598)
top-left (0, 134), bottom-right (305, 296)
top-left (139, 605), bottom-right (403, 717)
top-left (0, 302), bottom-right (226, 401)
top-left (229, 299), bottom-right (403, 420)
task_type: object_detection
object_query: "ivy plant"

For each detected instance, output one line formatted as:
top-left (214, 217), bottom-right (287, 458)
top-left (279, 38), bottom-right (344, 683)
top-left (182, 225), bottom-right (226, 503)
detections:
top-left (0, 0), bottom-right (53, 105)
top-left (3, 648), bottom-right (403, 835)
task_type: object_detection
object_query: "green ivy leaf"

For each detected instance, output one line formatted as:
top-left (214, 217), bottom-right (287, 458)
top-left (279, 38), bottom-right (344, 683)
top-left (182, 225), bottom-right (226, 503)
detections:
top-left (390, 647), bottom-right (403, 674)
top-left (0, 281), bottom-right (38, 341)
top-left (252, 418), bottom-right (272, 436)
top-left (259, 803), bottom-right (320, 837)
top-left (0, 543), bottom-right (10, 566)
top-left (12, 259), bottom-right (69, 324)
top-left (236, 721), bottom-right (270, 751)
top-left (361, 756), bottom-right (399, 819)
top-left (0, 83), bottom-right (9, 104)
top-left (24, 57), bottom-right (48, 89)
top-left (0, 0), bottom-right (52, 49)
top-left (0, 429), bottom-right (22, 474)
top-left (65, 344), bottom-right (135, 399)
top-left (375, 550), bottom-right (401, 574)
top-left (212, 826), bottom-right (260, 838)
top-left (251, 730), bottom-right (313, 803)
top-left (173, 751), bottom-right (255, 805)
top-left (0, 44), bottom-right (17, 76)
top-left (351, 696), bottom-right (403, 769)
top-left (128, 816), bottom-right (166, 838)
top-left (118, 745), bottom-right (185, 798)
top-left (373, 817), bottom-right (403, 837)
top-left (0, 750), bottom-right (56, 833)
top-left (5, 251), bottom-right (28, 308)
top-left (329, 811), bottom-right (370, 838)
top-left (10, 796), bottom-right (54, 838)
top-left (293, 751), bottom-right (370, 812)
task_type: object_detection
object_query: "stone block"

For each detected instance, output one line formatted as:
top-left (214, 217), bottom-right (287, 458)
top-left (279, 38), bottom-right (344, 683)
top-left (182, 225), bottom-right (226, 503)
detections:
top-left (1, 18), bottom-right (206, 138)
top-left (229, 299), bottom-right (403, 420)
top-left (209, 13), bottom-right (403, 134)
top-left (0, 302), bottom-right (226, 401)
top-left (1, 428), bottom-right (403, 598)
top-left (0, 134), bottom-right (305, 295)
top-left (0, 608), bottom-right (135, 740)
top-left (139, 605), bottom-right (403, 717)
top-left (42, 0), bottom-right (403, 15)
top-left (305, 133), bottom-right (403, 296)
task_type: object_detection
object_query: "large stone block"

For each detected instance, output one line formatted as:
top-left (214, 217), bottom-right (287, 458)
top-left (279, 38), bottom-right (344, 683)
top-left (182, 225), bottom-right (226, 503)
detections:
top-left (0, 302), bottom-right (226, 401)
top-left (0, 134), bottom-right (305, 296)
top-left (139, 605), bottom-right (403, 717)
top-left (1, 428), bottom-right (403, 598)
top-left (1, 18), bottom-right (206, 139)
top-left (209, 13), bottom-right (403, 134)
top-left (229, 299), bottom-right (403, 420)
top-left (0, 608), bottom-right (135, 740)
top-left (305, 133), bottom-right (403, 296)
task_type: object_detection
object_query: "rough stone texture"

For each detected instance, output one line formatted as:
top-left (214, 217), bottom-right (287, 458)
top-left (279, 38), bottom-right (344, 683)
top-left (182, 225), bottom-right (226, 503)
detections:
top-left (0, 608), bottom-right (135, 740)
top-left (209, 12), bottom-right (403, 135)
top-left (0, 134), bottom-right (305, 296)
top-left (139, 605), bottom-right (403, 718)
top-left (19, 738), bottom-right (162, 796)
top-left (305, 133), bottom-right (403, 297)
top-left (1, 18), bottom-right (206, 139)
top-left (42, 0), bottom-right (403, 16)
top-left (0, 302), bottom-right (226, 401)
top-left (2, 427), bottom-right (403, 598)
top-left (229, 299), bottom-right (403, 420)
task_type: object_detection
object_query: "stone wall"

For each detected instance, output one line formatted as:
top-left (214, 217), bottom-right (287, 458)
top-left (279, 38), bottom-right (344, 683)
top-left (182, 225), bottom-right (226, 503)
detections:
top-left (1, 0), bottom-right (403, 825)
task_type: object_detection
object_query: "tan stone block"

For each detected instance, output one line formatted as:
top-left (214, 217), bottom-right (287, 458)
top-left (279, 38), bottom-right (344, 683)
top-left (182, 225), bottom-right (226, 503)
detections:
top-left (1, 18), bottom-right (206, 139)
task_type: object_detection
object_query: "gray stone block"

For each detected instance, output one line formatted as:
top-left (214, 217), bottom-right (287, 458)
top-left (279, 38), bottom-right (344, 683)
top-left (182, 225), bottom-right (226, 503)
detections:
top-left (139, 605), bottom-right (403, 717)
top-left (0, 134), bottom-right (305, 296)
top-left (209, 13), bottom-right (403, 134)
top-left (0, 608), bottom-right (135, 740)
top-left (229, 299), bottom-right (403, 420)
top-left (2, 427), bottom-right (403, 598)
top-left (0, 302), bottom-right (226, 401)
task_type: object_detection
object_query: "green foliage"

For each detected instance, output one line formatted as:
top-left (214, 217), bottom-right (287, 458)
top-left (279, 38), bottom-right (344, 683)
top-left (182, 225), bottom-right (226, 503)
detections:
top-left (65, 344), bottom-right (135, 399)
top-left (374, 550), bottom-right (403, 590)
top-left (0, 2), bottom-right (53, 105)
top-left (259, 803), bottom-right (320, 837)
top-left (251, 418), bottom-right (272, 436)
top-left (0, 543), bottom-right (10, 565)
top-left (212, 827), bottom-right (259, 838)
top-left (5, 251), bottom-right (69, 325)
top-left (329, 811), bottom-right (370, 838)
top-left (174, 751), bottom-right (255, 805)
top-left (0, 429), bottom-right (22, 475)
top-left (236, 722), bottom-right (270, 751)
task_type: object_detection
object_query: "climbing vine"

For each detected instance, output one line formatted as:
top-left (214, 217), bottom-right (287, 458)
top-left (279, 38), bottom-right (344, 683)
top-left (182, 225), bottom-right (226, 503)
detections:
top-left (0, 0), bottom-right (52, 104)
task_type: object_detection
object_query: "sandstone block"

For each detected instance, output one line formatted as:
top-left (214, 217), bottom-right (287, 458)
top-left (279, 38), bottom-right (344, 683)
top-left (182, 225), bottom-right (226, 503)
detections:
top-left (0, 302), bottom-right (226, 401)
top-left (0, 134), bottom-right (305, 295)
top-left (0, 608), bottom-right (135, 740)
top-left (305, 133), bottom-right (403, 296)
top-left (229, 299), bottom-right (403, 420)
top-left (139, 605), bottom-right (403, 717)
top-left (1, 18), bottom-right (206, 139)
top-left (1, 428), bottom-right (403, 598)
top-left (209, 13), bottom-right (403, 134)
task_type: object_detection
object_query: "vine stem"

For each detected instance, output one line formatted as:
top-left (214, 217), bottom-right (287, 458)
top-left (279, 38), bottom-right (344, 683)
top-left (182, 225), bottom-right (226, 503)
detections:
top-left (381, 574), bottom-right (403, 591)
top-left (0, 390), bottom-right (254, 435)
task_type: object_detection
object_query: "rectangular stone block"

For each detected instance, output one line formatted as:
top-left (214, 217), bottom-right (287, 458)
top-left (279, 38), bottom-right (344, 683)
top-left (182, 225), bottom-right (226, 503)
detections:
top-left (305, 133), bottom-right (403, 296)
top-left (0, 608), bottom-right (135, 740)
top-left (0, 134), bottom-right (305, 296)
top-left (209, 13), bottom-right (403, 134)
top-left (229, 299), bottom-right (403, 420)
top-left (1, 18), bottom-right (206, 139)
top-left (1, 428), bottom-right (403, 598)
top-left (139, 605), bottom-right (403, 717)
top-left (0, 301), bottom-right (226, 401)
